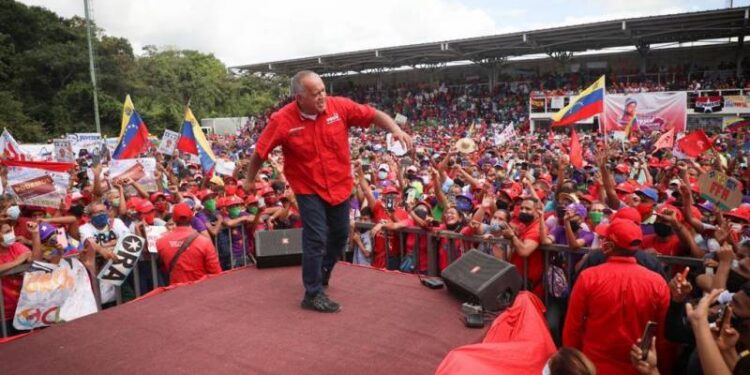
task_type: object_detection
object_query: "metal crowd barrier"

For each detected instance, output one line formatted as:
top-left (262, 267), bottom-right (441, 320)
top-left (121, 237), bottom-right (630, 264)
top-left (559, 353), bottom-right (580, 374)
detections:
top-left (0, 222), bottom-right (708, 338)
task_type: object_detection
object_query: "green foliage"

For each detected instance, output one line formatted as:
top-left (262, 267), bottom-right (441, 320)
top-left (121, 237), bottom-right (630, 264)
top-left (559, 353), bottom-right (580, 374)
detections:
top-left (0, 0), bottom-right (286, 142)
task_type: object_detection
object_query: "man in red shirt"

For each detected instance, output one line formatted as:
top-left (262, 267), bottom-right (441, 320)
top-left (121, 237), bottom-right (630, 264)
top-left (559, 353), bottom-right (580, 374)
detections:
top-left (242, 71), bottom-right (413, 313)
top-left (563, 218), bottom-right (670, 375)
top-left (156, 203), bottom-right (221, 285)
top-left (502, 197), bottom-right (543, 296)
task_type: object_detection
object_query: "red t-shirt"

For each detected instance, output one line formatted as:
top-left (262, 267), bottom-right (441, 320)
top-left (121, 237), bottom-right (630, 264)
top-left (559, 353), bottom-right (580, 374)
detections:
top-left (509, 219), bottom-right (543, 297)
top-left (156, 226), bottom-right (222, 284)
top-left (255, 97), bottom-right (376, 205)
top-left (371, 201), bottom-right (410, 269)
top-left (563, 257), bottom-right (670, 375)
top-left (0, 243), bottom-right (31, 321)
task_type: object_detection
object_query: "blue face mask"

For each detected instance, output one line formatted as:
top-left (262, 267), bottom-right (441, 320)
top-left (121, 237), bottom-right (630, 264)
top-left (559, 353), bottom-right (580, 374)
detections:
top-left (615, 174), bottom-right (627, 184)
top-left (91, 213), bottom-right (109, 229)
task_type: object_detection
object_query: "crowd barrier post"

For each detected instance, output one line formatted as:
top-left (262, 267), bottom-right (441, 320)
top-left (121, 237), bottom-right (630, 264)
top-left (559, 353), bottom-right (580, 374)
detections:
top-left (150, 254), bottom-right (160, 289)
top-left (241, 228), bottom-right (248, 267)
top-left (132, 257), bottom-right (142, 298)
top-left (228, 228), bottom-right (236, 269)
top-left (0, 284), bottom-right (6, 338)
top-left (543, 249), bottom-right (550, 306)
top-left (427, 234), bottom-right (438, 276)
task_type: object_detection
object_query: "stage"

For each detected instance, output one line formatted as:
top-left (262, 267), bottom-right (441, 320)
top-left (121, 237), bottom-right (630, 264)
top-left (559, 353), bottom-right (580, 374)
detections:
top-left (0, 263), bottom-right (488, 374)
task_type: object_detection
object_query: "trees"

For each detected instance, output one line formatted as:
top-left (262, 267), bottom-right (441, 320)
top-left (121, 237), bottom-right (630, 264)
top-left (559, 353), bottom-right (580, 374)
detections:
top-left (0, 1), bottom-right (286, 142)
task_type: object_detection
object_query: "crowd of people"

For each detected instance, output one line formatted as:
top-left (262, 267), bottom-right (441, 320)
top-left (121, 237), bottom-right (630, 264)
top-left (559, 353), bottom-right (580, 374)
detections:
top-left (3, 67), bottom-right (750, 373)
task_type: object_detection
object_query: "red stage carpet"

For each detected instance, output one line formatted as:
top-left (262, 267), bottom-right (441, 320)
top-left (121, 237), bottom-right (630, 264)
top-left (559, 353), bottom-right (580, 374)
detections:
top-left (0, 263), bottom-right (488, 374)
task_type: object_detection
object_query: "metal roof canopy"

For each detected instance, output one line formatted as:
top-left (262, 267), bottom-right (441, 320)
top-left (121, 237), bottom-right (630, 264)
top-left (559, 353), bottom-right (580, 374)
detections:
top-left (233, 7), bottom-right (750, 75)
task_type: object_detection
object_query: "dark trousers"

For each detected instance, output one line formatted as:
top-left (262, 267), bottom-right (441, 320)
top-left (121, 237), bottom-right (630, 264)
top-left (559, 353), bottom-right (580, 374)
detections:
top-left (296, 194), bottom-right (350, 297)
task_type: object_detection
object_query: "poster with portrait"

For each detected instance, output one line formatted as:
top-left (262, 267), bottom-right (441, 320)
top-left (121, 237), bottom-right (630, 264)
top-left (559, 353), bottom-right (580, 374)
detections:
top-left (53, 139), bottom-right (74, 162)
top-left (602, 92), bottom-right (687, 134)
top-left (108, 158), bottom-right (158, 192)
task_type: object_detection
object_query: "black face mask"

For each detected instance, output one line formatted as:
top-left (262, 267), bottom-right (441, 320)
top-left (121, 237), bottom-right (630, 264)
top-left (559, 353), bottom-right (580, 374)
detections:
top-left (518, 212), bottom-right (534, 224)
top-left (556, 207), bottom-right (566, 220)
top-left (653, 222), bottom-right (673, 237)
top-left (570, 221), bottom-right (581, 232)
top-left (414, 208), bottom-right (428, 220)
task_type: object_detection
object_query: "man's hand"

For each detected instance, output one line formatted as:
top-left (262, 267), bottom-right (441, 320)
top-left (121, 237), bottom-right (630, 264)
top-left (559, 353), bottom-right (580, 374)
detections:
top-left (630, 337), bottom-right (658, 375)
top-left (668, 268), bottom-right (693, 303)
top-left (657, 210), bottom-right (679, 228)
top-left (686, 289), bottom-right (724, 326)
top-left (392, 130), bottom-right (414, 151)
top-left (99, 247), bottom-right (118, 261)
top-left (713, 305), bottom-right (740, 352)
top-left (717, 243), bottom-right (735, 264)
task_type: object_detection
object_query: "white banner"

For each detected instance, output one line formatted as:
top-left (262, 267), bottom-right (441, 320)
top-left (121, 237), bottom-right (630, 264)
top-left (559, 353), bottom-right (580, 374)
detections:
top-left (215, 159), bottom-right (236, 176)
top-left (494, 123), bottom-right (516, 146)
top-left (66, 133), bottom-right (103, 156)
top-left (53, 139), bottom-right (75, 162)
top-left (145, 225), bottom-right (167, 254)
top-left (12, 259), bottom-right (97, 330)
top-left (7, 166), bottom-right (70, 208)
top-left (97, 234), bottom-right (146, 286)
top-left (157, 129), bottom-right (180, 155)
top-left (394, 113), bottom-right (407, 125)
top-left (109, 158), bottom-right (158, 192)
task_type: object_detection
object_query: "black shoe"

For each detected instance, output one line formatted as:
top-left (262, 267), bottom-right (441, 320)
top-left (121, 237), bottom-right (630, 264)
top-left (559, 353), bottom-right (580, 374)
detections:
top-left (322, 268), bottom-right (331, 287)
top-left (301, 293), bottom-right (341, 313)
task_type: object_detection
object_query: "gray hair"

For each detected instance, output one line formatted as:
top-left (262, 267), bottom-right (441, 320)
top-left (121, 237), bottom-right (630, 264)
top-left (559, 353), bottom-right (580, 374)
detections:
top-left (290, 70), bottom-right (319, 96)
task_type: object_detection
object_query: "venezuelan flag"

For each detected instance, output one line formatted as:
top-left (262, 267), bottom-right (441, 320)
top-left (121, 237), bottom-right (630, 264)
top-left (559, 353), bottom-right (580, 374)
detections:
top-left (112, 95), bottom-right (150, 159)
top-left (551, 75), bottom-right (605, 127)
top-left (176, 107), bottom-right (216, 173)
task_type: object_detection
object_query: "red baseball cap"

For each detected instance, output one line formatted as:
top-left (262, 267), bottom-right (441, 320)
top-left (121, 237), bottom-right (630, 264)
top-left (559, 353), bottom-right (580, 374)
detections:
top-left (382, 186), bottom-right (399, 195)
top-left (197, 189), bottom-right (216, 201)
top-left (225, 195), bottom-right (243, 207)
top-left (245, 195), bottom-right (259, 205)
top-left (615, 182), bottom-right (636, 194)
top-left (150, 192), bottom-right (165, 202)
top-left (611, 206), bottom-right (641, 224)
top-left (595, 218), bottom-right (643, 251)
top-left (172, 203), bottom-right (193, 222)
top-left (136, 200), bottom-right (154, 213)
top-left (615, 164), bottom-right (630, 174)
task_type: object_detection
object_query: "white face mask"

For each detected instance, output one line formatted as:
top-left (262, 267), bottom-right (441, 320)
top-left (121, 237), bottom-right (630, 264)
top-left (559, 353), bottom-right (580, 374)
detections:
top-left (2, 232), bottom-right (16, 246)
top-left (420, 175), bottom-right (431, 185)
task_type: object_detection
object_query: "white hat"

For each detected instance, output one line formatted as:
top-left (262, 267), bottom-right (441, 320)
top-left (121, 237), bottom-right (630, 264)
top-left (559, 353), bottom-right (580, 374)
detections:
top-left (378, 163), bottom-right (390, 172)
top-left (456, 138), bottom-right (477, 154)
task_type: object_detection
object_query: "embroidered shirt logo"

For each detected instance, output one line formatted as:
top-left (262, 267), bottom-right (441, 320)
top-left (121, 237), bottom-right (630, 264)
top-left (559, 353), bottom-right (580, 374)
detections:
top-left (288, 126), bottom-right (304, 135)
top-left (326, 113), bottom-right (341, 125)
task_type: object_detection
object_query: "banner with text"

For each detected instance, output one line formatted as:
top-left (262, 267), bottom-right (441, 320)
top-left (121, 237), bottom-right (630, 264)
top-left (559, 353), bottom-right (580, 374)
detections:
top-left (108, 158), bottom-right (158, 192)
top-left (602, 92), bottom-right (687, 134)
top-left (7, 166), bottom-right (70, 208)
top-left (97, 234), bottom-right (146, 286)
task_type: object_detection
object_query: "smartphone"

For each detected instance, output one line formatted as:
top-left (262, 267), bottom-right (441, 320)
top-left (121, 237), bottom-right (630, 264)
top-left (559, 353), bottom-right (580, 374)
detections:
top-left (718, 304), bottom-right (732, 331)
top-left (92, 153), bottom-right (101, 168)
top-left (639, 321), bottom-right (657, 360)
top-left (384, 195), bottom-right (395, 212)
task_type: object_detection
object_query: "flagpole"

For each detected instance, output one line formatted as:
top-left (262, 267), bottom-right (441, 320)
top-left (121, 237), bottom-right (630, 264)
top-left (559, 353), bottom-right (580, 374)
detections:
top-left (83, 0), bottom-right (101, 135)
top-left (602, 75), bottom-right (608, 148)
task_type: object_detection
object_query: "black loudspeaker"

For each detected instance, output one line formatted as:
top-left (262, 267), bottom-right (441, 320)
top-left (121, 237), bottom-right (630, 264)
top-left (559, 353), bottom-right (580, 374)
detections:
top-left (254, 228), bottom-right (303, 268)
top-left (441, 249), bottom-right (522, 312)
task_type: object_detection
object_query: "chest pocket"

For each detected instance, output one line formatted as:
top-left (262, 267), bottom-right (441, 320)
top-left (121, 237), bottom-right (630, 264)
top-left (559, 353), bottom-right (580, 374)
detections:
top-left (285, 126), bottom-right (314, 159)
top-left (323, 121), bottom-right (347, 150)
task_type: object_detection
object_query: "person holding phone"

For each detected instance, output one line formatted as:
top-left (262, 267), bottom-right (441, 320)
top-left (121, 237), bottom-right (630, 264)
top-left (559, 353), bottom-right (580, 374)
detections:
top-left (563, 218), bottom-right (670, 375)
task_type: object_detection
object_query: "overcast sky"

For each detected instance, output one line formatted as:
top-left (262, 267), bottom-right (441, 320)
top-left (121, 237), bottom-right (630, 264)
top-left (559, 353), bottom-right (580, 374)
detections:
top-left (17, 0), bottom-right (750, 67)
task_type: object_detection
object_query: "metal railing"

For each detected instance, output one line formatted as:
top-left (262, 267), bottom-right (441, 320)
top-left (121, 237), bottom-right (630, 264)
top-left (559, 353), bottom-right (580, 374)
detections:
top-left (0, 222), bottom-right (705, 338)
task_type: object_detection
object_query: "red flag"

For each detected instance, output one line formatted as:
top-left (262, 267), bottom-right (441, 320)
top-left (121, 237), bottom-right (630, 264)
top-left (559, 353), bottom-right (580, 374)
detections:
top-left (653, 128), bottom-right (675, 150)
top-left (677, 130), bottom-right (712, 157)
top-left (569, 129), bottom-right (583, 168)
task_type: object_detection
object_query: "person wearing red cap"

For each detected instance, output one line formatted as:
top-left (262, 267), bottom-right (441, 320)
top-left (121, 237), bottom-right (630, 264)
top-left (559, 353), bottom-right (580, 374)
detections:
top-left (156, 203), bottom-right (220, 285)
top-left (642, 205), bottom-right (702, 258)
top-left (564, 219), bottom-right (670, 375)
top-left (242, 71), bottom-right (413, 313)
top-left (358, 173), bottom-right (410, 270)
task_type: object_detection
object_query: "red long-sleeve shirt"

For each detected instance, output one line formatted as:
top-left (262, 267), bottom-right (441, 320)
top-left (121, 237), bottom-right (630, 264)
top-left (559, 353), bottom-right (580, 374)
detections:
top-left (156, 226), bottom-right (221, 284)
top-left (563, 256), bottom-right (670, 375)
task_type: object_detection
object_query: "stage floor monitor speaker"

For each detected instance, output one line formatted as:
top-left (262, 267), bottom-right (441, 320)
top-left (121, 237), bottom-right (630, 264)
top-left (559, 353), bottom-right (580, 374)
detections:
top-left (441, 249), bottom-right (522, 312)
top-left (255, 228), bottom-right (303, 268)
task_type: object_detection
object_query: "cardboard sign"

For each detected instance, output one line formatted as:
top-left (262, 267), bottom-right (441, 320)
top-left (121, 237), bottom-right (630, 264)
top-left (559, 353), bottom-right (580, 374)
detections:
top-left (97, 234), bottom-right (145, 286)
top-left (215, 159), bottom-right (236, 176)
top-left (7, 166), bottom-right (70, 208)
top-left (145, 225), bottom-right (168, 254)
top-left (699, 171), bottom-right (743, 211)
top-left (157, 129), bottom-right (180, 155)
top-left (394, 114), bottom-right (407, 125)
top-left (53, 139), bottom-right (74, 162)
top-left (109, 158), bottom-right (158, 192)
